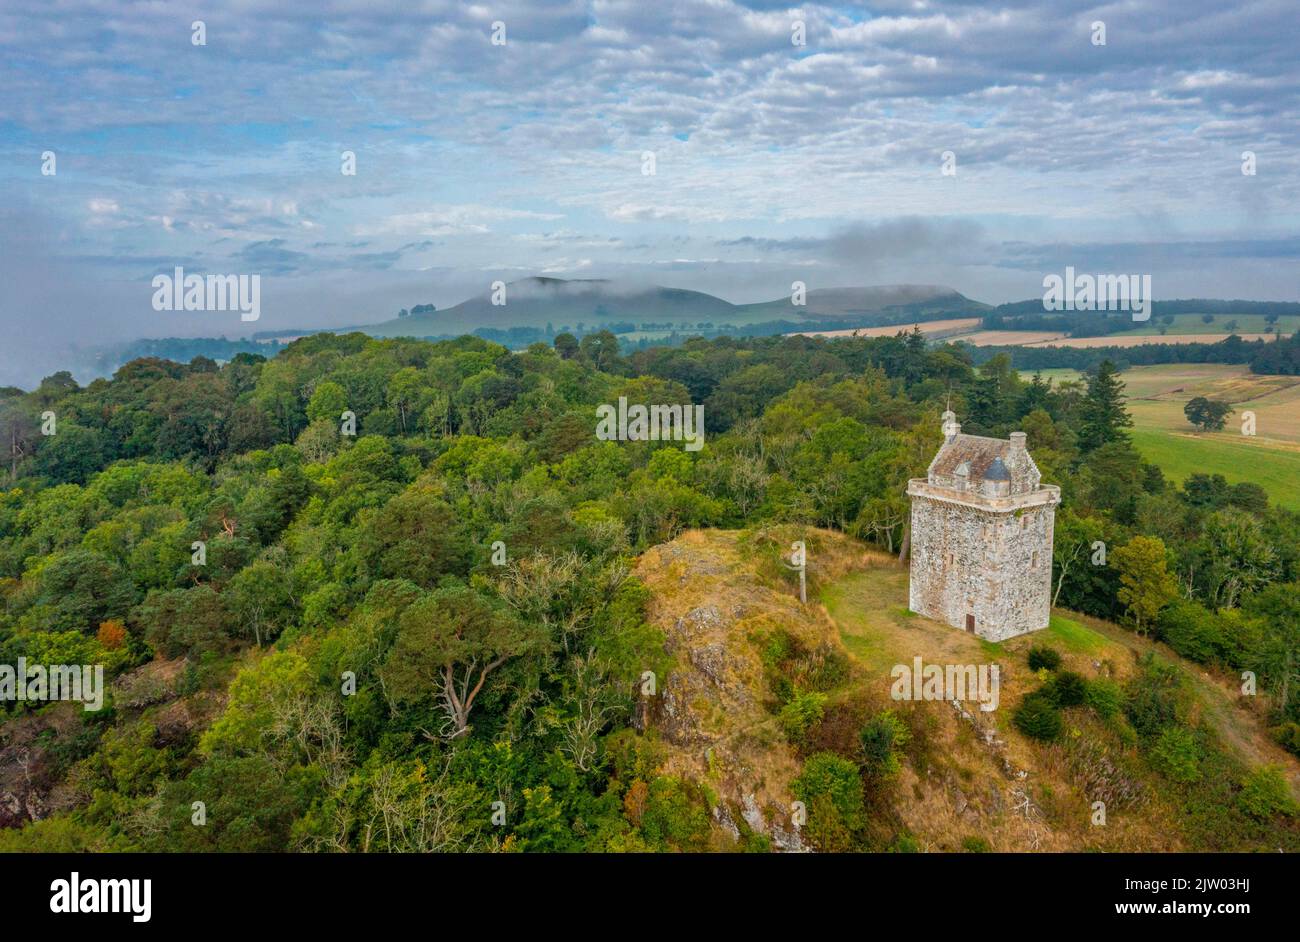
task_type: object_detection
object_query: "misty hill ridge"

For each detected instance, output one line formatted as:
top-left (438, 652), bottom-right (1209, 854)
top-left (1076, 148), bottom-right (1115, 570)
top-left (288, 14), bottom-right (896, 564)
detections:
top-left (367, 277), bottom-right (985, 337)
top-left (737, 284), bottom-right (988, 318)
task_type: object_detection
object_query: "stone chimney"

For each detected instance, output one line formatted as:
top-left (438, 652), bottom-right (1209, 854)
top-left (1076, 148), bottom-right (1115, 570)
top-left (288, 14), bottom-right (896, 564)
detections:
top-left (1006, 432), bottom-right (1028, 494)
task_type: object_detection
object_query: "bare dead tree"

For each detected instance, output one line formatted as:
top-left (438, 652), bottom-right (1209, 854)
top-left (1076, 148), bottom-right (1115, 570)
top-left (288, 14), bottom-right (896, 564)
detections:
top-left (267, 694), bottom-right (351, 790)
top-left (560, 651), bottom-right (620, 772)
top-left (365, 757), bottom-right (479, 853)
top-left (1053, 538), bottom-right (1087, 608)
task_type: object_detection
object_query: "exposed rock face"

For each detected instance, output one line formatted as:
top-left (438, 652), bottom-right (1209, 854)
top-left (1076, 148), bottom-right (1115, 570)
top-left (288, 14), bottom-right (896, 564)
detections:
top-left (0, 703), bottom-right (81, 829)
top-left (0, 657), bottom-right (213, 832)
top-left (712, 802), bottom-right (740, 840)
top-left (907, 416), bottom-right (1060, 641)
top-left (633, 529), bottom-right (851, 852)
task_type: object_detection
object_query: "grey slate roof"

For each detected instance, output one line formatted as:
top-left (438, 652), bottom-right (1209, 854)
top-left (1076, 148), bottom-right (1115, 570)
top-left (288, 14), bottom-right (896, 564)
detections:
top-left (929, 434), bottom-right (1012, 481)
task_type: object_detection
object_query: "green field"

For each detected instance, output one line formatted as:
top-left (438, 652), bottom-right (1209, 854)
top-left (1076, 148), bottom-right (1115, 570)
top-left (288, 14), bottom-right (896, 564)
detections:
top-left (1021, 364), bottom-right (1300, 510)
top-left (1114, 313), bottom-right (1299, 337)
top-left (1130, 427), bottom-right (1300, 509)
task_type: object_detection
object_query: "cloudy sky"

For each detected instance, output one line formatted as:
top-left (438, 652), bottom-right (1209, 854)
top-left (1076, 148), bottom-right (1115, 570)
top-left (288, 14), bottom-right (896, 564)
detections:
top-left (1, 0), bottom-right (1298, 385)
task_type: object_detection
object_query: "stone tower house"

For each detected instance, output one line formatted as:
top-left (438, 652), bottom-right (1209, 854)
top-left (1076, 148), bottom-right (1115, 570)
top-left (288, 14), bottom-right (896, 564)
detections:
top-left (906, 412), bottom-right (1060, 641)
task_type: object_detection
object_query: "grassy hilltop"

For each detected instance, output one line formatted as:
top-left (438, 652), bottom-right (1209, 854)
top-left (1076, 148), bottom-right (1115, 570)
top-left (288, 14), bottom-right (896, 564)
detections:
top-left (635, 526), bottom-right (1299, 852)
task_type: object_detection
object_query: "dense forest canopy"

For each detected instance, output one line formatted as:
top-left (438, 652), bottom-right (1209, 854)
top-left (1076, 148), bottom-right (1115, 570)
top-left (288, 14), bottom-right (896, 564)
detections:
top-left (0, 329), bottom-right (1296, 851)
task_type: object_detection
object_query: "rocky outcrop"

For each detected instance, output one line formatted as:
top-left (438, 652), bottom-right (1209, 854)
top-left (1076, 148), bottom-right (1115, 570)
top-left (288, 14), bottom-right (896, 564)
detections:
top-left (0, 703), bottom-right (81, 828)
top-left (634, 528), bottom-right (857, 852)
top-left (1, 657), bottom-right (215, 832)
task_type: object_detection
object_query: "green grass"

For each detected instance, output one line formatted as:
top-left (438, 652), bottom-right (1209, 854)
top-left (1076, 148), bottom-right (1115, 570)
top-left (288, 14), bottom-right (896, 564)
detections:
top-left (1115, 313), bottom-right (1299, 337)
top-left (1022, 367), bottom-right (1084, 385)
top-left (1131, 427), bottom-right (1300, 510)
top-left (1019, 364), bottom-right (1300, 511)
top-left (1045, 614), bottom-right (1107, 654)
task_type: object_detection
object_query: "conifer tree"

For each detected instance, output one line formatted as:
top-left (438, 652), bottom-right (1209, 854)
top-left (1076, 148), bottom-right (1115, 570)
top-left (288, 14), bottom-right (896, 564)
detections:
top-left (1077, 359), bottom-right (1132, 453)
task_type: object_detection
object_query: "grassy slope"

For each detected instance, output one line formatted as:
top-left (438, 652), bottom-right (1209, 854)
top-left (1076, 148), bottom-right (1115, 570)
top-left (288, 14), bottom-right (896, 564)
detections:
top-left (640, 528), bottom-right (1298, 851)
top-left (820, 560), bottom-right (1300, 851)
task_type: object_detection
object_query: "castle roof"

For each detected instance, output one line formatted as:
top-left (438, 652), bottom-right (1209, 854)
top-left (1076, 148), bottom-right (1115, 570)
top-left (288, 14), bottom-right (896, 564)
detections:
top-left (929, 433), bottom-right (1014, 481)
top-left (911, 418), bottom-right (1055, 508)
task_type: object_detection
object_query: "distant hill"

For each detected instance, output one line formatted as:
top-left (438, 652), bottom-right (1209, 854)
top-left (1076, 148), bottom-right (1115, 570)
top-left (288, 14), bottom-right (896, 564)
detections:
top-left (737, 284), bottom-right (990, 321)
top-left (366, 277), bottom-right (740, 338)
top-left (364, 277), bottom-right (988, 339)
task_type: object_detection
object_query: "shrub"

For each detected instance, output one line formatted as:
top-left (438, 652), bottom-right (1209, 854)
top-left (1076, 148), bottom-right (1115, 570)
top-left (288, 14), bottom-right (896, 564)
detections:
top-left (779, 691), bottom-right (827, 744)
top-left (1049, 671), bottom-right (1088, 707)
top-left (888, 832), bottom-right (920, 853)
top-left (1237, 766), bottom-right (1298, 820)
top-left (1123, 654), bottom-right (1186, 739)
top-left (1150, 726), bottom-right (1201, 783)
top-left (1013, 692), bottom-right (1063, 741)
top-left (1027, 646), bottom-right (1061, 671)
top-left (1273, 721), bottom-right (1300, 759)
top-left (1084, 677), bottom-right (1123, 718)
top-left (97, 620), bottom-right (127, 650)
top-left (962, 835), bottom-right (991, 853)
top-left (755, 627), bottom-right (804, 705)
top-left (859, 709), bottom-right (911, 778)
top-left (639, 777), bottom-right (712, 850)
top-left (1157, 599), bottom-right (1225, 665)
top-left (792, 752), bottom-right (866, 852)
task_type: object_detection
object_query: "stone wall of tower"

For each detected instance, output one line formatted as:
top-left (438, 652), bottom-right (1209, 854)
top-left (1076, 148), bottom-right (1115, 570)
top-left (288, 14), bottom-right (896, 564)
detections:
top-left (982, 504), bottom-right (1055, 641)
top-left (908, 496), bottom-right (1055, 642)
top-left (909, 496), bottom-right (987, 630)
